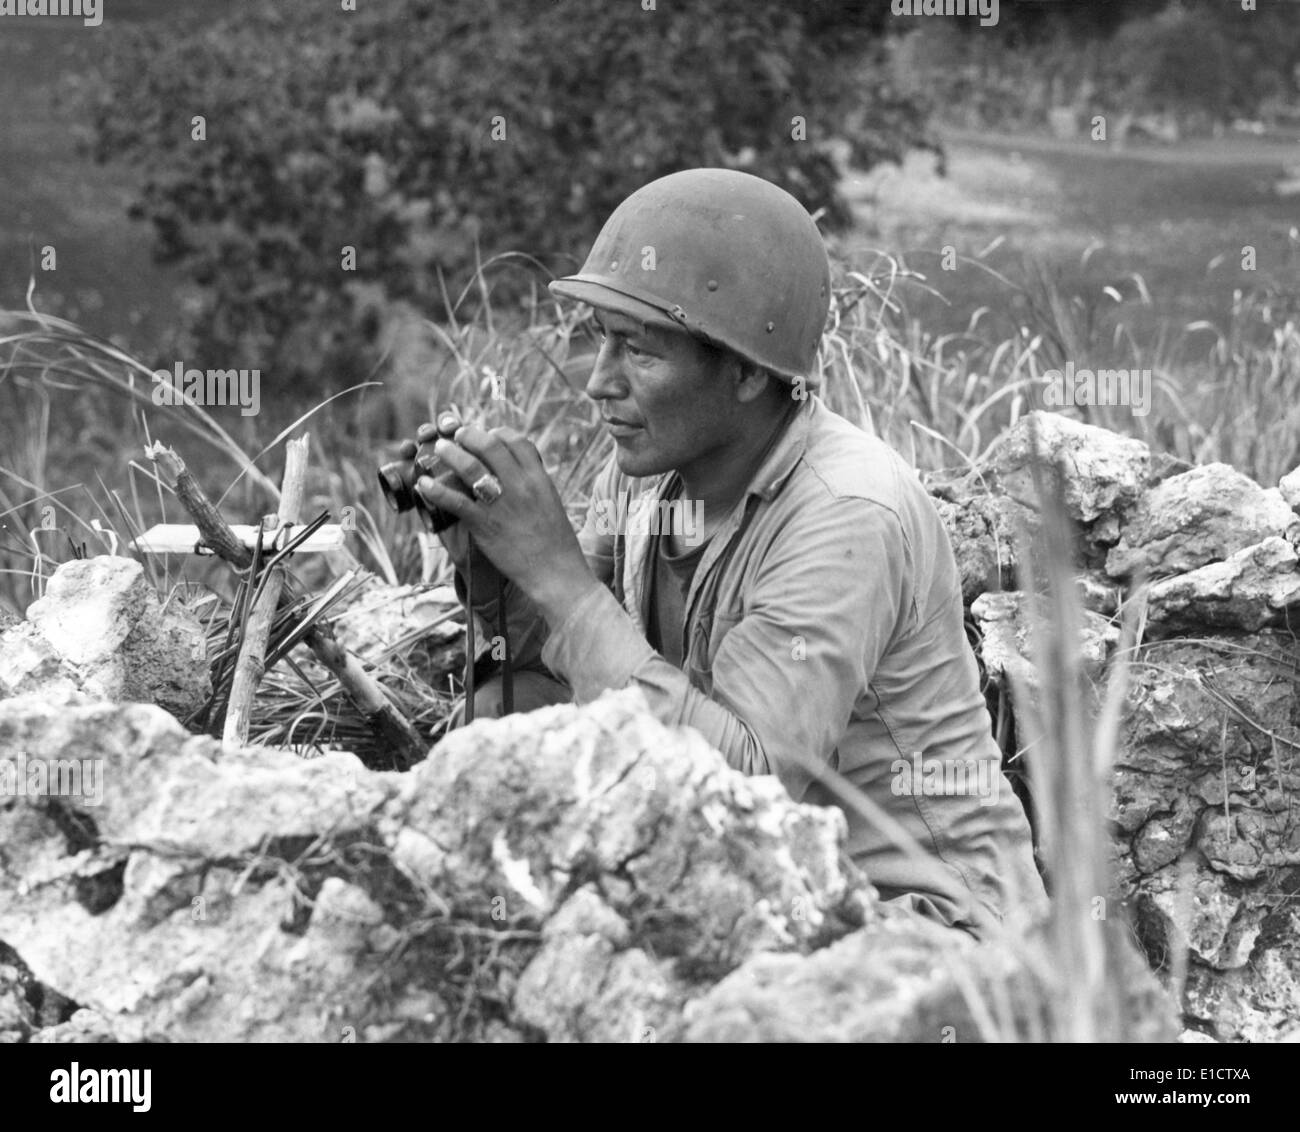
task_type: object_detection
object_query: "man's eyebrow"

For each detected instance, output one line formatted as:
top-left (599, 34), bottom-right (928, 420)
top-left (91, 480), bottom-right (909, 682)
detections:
top-left (593, 316), bottom-right (648, 340)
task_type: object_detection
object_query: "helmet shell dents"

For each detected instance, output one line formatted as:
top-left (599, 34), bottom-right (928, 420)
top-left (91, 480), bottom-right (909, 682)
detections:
top-left (549, 168), bottom-right (831, 382)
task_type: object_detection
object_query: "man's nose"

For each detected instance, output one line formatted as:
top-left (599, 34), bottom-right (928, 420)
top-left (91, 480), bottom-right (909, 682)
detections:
top-left (584, 337), bottom-right (626, 403)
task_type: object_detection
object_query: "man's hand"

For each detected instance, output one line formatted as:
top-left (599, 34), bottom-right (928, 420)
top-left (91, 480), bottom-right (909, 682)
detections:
top-left (410, 416), bottom-right (474, 564)
top-left (415, 424), bottom-right (601, 627)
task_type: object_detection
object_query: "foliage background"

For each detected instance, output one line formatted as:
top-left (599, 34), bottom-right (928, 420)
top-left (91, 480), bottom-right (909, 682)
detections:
top-left (83, 0), bottom-right (932, 395)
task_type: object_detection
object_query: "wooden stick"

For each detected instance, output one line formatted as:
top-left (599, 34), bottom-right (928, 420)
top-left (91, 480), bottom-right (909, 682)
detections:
top-left (223, 437), bottom-right (309, 746)
top-left (145, 440), bottom-right (426, 768)
top-left (297, 620), bottom-right (429, 767)
top-left (145, 443), bottom-right (255, 568)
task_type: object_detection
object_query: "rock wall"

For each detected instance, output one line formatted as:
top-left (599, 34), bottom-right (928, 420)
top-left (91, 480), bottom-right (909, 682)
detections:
top-left (0, 409), bottom-right (1294, 1042)
top-left (929, 412), bottom-right (1300, 1043)
top-left (2, 687), bottom-right (1168, 1043)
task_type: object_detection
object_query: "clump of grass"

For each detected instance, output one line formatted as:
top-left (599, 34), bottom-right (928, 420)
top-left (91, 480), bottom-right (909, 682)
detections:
top-left (817, 245), bottom-right (1300, 486)
top-left (6, 244), bottom-right (1295, 617)
top-left (1004, 429), bottom-right (1162, 1041)
top-left (1153, 283), bottom-right (1300, 487)
top-left (0, 265), bottom-right (611, 754)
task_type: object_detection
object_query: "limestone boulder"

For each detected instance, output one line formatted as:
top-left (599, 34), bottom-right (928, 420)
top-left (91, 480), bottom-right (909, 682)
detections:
top-left (1106, 464), bottom-right (1299, 580)
top-left (9, 557), bottom-right (210, 721)
top-left (1145, 537), bottom-right (1300, 633)
top-left (0, 688), bottom-right (874, 1043)
top-left (380, 689), bottom-right (866, 979)
top-left (970, 589), bottom-right (1119, 694)
top-left (929, 489), bottom-right (1032, 602)
top-left (1279, 464), bottom-right (1300, 511)
top-left (681, 907), bottom-right (1177, 1043)
top-left (984, 411), bottom-right (1150, 527)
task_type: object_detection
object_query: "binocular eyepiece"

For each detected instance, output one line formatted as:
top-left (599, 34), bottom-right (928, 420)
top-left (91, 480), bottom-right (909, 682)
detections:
top-left (376, 409), bottom-right (469, 534)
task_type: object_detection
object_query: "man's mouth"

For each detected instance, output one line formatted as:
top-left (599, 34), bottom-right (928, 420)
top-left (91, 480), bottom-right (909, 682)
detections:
top-left (604, 416), bottom-right (643, 438)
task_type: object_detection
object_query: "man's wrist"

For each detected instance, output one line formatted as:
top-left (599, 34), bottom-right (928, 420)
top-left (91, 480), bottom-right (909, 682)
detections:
top-left (528, 569), bottom-right (602, 630)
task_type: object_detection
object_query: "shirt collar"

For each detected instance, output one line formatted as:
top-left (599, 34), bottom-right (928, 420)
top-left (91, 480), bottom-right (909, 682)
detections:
top-left (743, 392), bottom-right (816, 504)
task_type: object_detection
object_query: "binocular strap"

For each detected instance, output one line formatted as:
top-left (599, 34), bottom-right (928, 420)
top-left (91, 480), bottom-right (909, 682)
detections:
top-left (460, 534), bottom-right (513, 725)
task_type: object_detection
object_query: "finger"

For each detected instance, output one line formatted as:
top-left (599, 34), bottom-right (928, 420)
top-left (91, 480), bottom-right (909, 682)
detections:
top-left (436, 407), bottom-right (464, 437)
top-left (417, 474), bottom-right (483, 526)
top-left (452, 424), bottom-right (526, 474)
top-left (397, 439), bottom-right (418, 459)
top-left (430, 437), bottom-right (497, 491)
top-left (490, 426), bottom-right (546, 471)
top-left (417, 409), bottom-right (464, 444)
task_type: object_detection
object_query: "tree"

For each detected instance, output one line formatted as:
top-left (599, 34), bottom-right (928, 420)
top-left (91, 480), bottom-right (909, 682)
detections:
top-left (86, 0), bottom-right (931, 391)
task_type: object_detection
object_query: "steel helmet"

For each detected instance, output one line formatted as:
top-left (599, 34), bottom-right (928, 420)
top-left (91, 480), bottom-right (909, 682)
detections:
top-left (549, 168), bottom-right (831, 382)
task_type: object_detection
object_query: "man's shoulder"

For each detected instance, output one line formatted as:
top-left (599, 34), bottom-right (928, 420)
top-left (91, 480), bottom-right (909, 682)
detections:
top-left (793, 401), bottom-right (924, 517)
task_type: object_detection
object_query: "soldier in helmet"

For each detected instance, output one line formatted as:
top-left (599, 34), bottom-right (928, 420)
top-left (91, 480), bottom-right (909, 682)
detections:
top-left (415, 168), bottom-right (1046, 936)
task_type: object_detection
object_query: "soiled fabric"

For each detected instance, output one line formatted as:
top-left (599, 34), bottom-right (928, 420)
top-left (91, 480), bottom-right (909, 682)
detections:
top-left (460, 394), bottom-right (1047, 935)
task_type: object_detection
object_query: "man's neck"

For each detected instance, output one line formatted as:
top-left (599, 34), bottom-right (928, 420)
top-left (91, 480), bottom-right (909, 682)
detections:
top-left (676, 398), bottom-right (798, 543)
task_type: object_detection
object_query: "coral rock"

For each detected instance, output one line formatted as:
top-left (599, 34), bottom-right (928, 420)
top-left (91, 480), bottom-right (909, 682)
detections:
top-left (18, 557), bottom-right (210, 720)
top-left (1106, 464), bottom-right (1299, 580)
top-left (986, 411), bottom-right (1150, 525)
top-left (1145, 537), bottom-right (1300, 633)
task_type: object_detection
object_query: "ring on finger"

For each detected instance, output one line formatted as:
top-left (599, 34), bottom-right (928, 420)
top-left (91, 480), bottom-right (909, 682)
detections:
top-left (470, 472), bottom-right (503, 505)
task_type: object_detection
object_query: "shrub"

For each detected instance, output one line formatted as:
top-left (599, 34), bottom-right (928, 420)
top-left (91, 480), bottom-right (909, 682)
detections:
top-left (890, 0), bottom-right (1300, 135)
top-left (1107, 0), bottom-right (1300, 123)
top-left (83, 0), bottom-right (931, 394)
top-left (1101, 5), bottom-right (1234, 121)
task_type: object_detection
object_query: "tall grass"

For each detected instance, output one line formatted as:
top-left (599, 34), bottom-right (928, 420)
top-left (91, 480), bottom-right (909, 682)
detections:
top-left (4, 251), bottom-right (1296, 607)
top-left (818, 249), bottom-right (1300, 483)
top-left (2, 254), bottom-right (1295, 759)
top-left (1005, 432), bottom-right (1156, 1041)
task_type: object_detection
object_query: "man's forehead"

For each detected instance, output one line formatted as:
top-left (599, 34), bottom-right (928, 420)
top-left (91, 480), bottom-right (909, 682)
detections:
top-left (592, 308), bottom-right (687, 344)
top-left (593, 309), bottom-right (647, 334)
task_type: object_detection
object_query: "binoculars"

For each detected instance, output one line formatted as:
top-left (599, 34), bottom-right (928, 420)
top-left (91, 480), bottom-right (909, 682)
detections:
top-left (376, 408), bottom-right (470, 533)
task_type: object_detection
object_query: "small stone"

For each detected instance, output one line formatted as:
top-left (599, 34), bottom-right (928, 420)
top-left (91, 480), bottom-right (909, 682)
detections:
top-left (1279, 465), bottom-right (1300, 510)
top-left (971, 589), bottom-right (1118, 693)
top-left (1145, 537), bottom-right (1300, 633)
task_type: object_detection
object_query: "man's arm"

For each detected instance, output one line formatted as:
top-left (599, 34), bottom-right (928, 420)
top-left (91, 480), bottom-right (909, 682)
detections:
top-left (537, 495), bottom-right (913, 801)
top-left (422, 427), bottom-right (911, 800)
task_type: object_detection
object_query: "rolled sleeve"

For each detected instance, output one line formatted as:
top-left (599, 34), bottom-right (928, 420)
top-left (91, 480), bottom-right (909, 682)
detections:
top-left (540, 583), bottom-right (656, 700)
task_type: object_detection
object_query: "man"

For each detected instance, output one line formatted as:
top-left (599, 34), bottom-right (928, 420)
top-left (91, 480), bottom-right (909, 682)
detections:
top-left (415, 168), bottom-right (1045, 936)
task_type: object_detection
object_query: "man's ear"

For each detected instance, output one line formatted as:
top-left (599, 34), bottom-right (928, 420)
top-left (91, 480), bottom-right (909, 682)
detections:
top-left (731, 358), bottom-right (774, 405)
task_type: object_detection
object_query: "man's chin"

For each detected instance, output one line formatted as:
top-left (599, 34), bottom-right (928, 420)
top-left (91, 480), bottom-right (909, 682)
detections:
top-left (613, 445), bottom-right (668, 479)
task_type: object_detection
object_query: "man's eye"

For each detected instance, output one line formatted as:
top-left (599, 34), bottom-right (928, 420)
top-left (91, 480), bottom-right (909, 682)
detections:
top-left (625, 341), bottom-right (649, 359)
